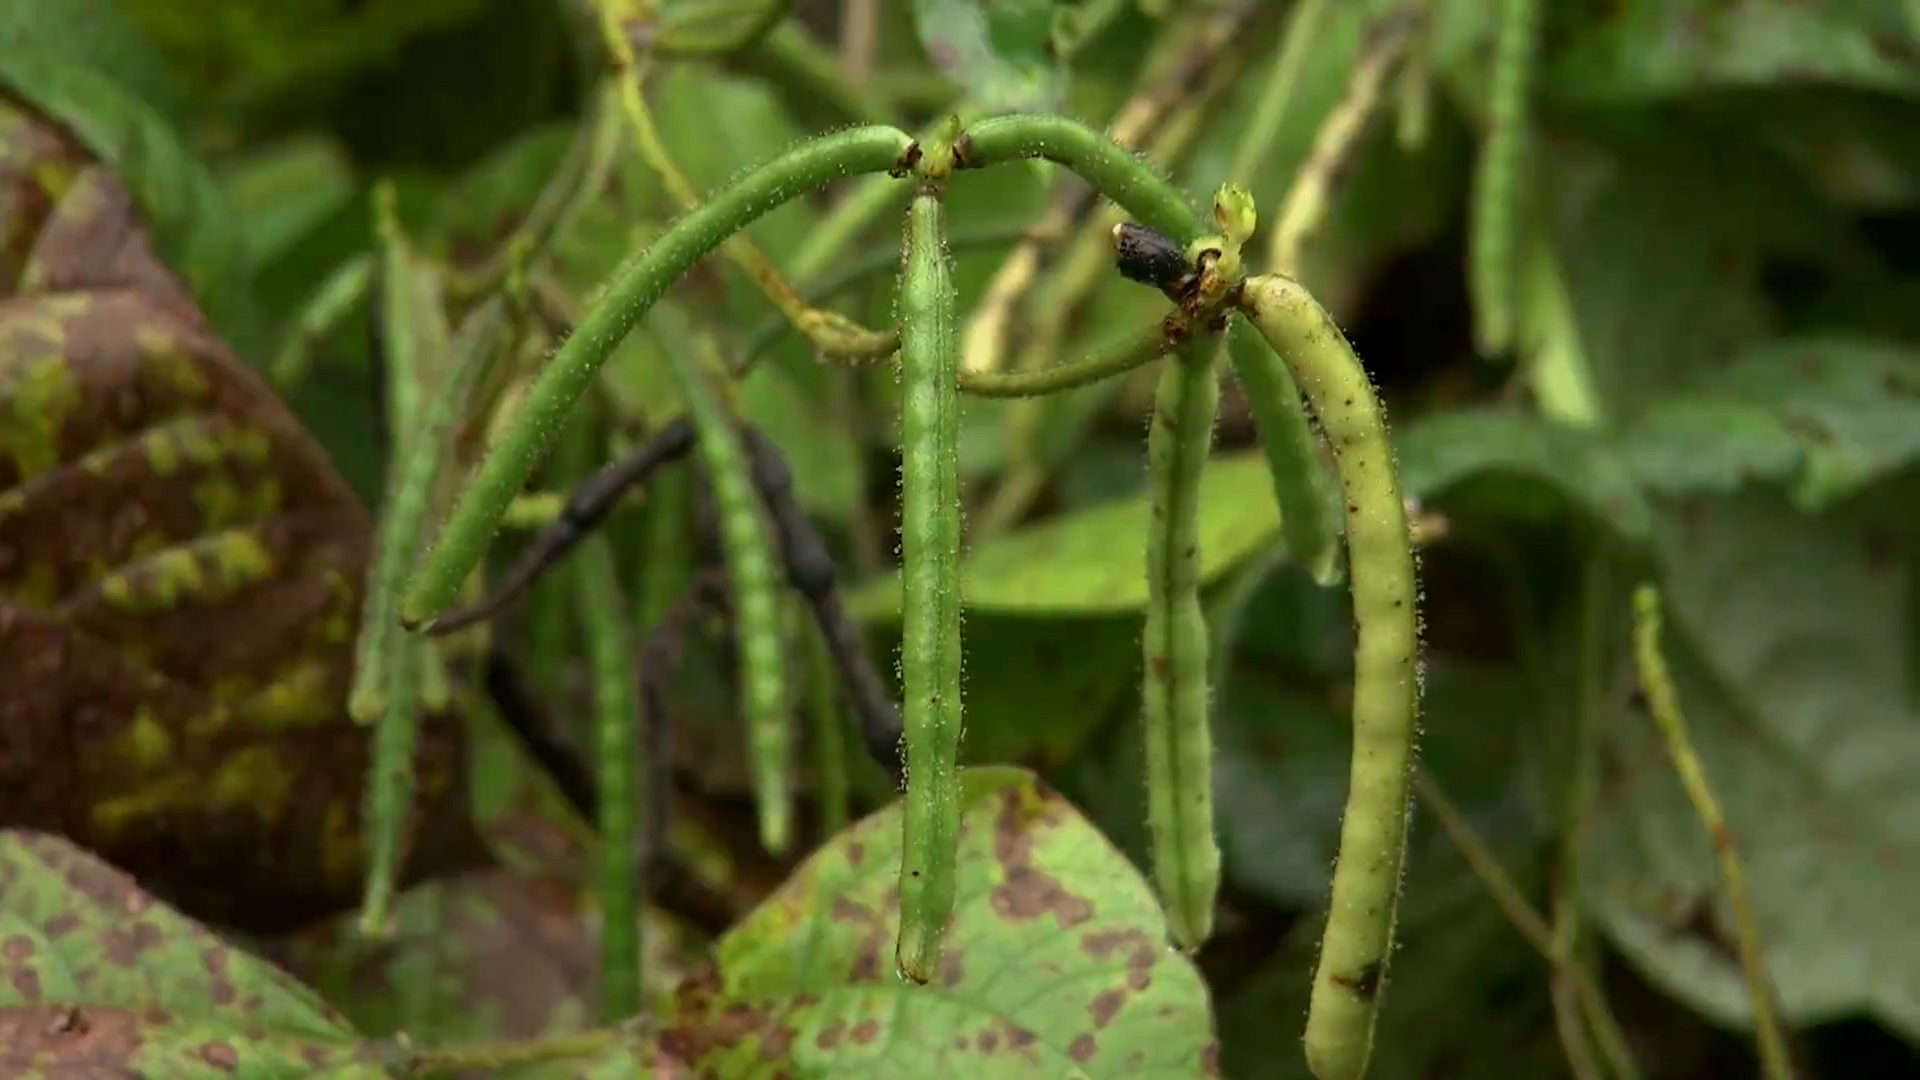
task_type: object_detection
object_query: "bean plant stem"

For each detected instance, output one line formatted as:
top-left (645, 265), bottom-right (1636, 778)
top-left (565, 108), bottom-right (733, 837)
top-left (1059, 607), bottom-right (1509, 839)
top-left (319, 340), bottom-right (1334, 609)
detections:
top-left (1631, 586), bottom-right (1794, 1080)
top-left (400, 124), bottom-right (913, 629)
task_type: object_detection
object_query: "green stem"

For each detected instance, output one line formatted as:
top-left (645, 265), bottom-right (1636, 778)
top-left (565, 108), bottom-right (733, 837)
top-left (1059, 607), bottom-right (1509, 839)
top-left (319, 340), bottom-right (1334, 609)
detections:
top-left (808, 615), bottom-right (851, 838)
top-left (1237, 274), bottom-right (1419, 1080)
top-left (270, 252), bottom-right (372, 391)
top-left (400, 125), bottom-right (915, 629)
top-left (957, 321), bottom-right (1163, 398)
top-left (955, 113), bottom-right (1207, 245)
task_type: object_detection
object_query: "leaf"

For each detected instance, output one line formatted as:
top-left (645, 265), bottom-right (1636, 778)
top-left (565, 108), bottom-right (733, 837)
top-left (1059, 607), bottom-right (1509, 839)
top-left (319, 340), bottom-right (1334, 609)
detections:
top-left (1547, 115), bottom-right (1858, 420)
top-left (1394, 409), bottom-right (1652, 536)
top-left (913, 0), bottom-right (1067, 113)
top-left (116, 0), bottom-right (487, 107)
top-left (656, 767), bottom-right (1219, 1076)
top-left (1584, 491), bottom-right (1920, 1038)
top-left (0, 830), bottom-right (384, 1077)
top-left (651, 0), bottom-right (786, 55)
top-left (0, 52), bottom-right (267, 358)
top-left (0, 0), bottom-right (189, 131)
top-left (0, 93), bottom-right (482, 934)
top-left (1550, 0), bottom-right (1920, 102)
top-left (219, 135), bottom-right (358, 276)
top-left (1626, 337), bottom-right (1920, 509)
top-left (848, 452), bottom-right (1281, 619)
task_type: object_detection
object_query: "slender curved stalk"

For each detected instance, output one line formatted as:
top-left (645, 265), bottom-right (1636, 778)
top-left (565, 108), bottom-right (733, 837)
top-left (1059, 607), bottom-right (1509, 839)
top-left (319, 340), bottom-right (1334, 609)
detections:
top-left (895, 185), bottom-right (965, 984)
top-left (1631, 586), bottom-right (1793, 1080)
top-left (1141, 328), bottom-right (1225, 951)
top-left (1238, 274), bottom-right (1420, 1080)
top-left (957, 320), bottom-right (1164, 398)
top-left (400, 124), bottom-right (914, 629)
top-left (1469, 0), bottom-right (1538, 356)
top-left (577, 535), bottom-right (641, 1021)
top-left (1227, 319), bottom-right (1341, 585)
top-left (598, 8), bottom-right (894, 361)
top-left (955, 113), bottom-right (1207, 244)
top-left (270, 253), bottom-right (372, 391)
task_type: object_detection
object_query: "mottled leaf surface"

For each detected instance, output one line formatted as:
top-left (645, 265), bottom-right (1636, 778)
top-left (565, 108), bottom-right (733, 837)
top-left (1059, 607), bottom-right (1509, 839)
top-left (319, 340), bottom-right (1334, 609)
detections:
top-left (655, 767), bottom-right (1218, 1076)
top-left (0, 93), bottom-right (481, 933)
top-left (0, 830), bottom-right (384, 1077)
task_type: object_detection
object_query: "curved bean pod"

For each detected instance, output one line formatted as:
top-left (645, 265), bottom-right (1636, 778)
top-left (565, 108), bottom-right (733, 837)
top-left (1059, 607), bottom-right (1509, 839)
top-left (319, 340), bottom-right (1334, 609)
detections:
top-left (1142, 328), bottom-right (1224, 952)
top-left (894, 185), bottom-right (965, 985)
top-left (666, 345), bottom-right (794, 857)
top-left (1238, 273), bottom-right (1420, 1080)
top-left (1469, 0), bottom-right (1538, 356)
top-left (400, 125), bottom-right (916, 629)
top-left (577, 534), bottom-right (641, 1021)
top-left (1227, 319), bottom-right (1341, 585)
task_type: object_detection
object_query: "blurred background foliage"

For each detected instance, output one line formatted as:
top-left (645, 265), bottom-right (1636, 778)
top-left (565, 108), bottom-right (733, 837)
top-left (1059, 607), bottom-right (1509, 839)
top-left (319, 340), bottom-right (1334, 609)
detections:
top-left (4, 0), bottom-right (1920, 1076)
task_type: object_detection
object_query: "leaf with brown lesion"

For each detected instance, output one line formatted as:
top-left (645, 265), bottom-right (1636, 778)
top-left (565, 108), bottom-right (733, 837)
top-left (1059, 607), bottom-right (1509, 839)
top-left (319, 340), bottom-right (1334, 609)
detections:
top-left (0, 90), bottom-right (485, 935)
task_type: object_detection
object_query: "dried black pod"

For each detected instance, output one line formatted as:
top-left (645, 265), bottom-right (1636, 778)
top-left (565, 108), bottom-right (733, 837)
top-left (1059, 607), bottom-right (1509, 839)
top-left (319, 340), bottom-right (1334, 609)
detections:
top-left (1112, 222), bottom-right (1195, 300)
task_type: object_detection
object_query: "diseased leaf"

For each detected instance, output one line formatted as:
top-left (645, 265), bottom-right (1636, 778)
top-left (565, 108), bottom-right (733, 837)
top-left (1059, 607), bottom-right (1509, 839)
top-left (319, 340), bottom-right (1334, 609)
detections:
top-left (849, 452), bottom-right (1281, 618)
top-left (0, 830), bottom-right (385, 1077)
top-left (913, 0), bottom-right (1067, 113)
top-left (0, 55), bottom-right (266, 357)
top-left (1585, 491), bottom-right (1920, 1038)
top-left (655, 767), bottom-right (1219, 1076)
top-left (0, 94), bottom-right (482, 934)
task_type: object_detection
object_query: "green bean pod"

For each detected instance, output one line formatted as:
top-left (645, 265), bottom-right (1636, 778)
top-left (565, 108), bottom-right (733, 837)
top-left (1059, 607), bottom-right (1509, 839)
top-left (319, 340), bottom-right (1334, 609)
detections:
top-left (954, 113), bottom-right (1207, 244)
top-left (1237, 274), bottom-right (1420, 1080)
top-left (664, 340), bottom-right (793, 856)
top-left (1142, 328), bottom-right (1223, 952)
top-left (1227, 319), bottom-right (1341, 586)
top-left (895, 185), bottom-right (965, 985)
top-left (1469, 0), bottom-right (1538, 356)
top-left (401, 125), bottom-right (915, 629)
top-left (577, 534), bottom-right (642, 1021)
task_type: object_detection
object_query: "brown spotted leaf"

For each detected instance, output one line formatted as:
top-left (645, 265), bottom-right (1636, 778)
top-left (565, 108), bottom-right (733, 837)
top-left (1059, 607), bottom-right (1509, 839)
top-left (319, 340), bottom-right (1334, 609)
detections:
top-left (0, 90), bottom-right (483, 933)
top-left (653, 767), bottom-right (1217, 1077)
top-left (0, 830), bottom-right (386, 1077)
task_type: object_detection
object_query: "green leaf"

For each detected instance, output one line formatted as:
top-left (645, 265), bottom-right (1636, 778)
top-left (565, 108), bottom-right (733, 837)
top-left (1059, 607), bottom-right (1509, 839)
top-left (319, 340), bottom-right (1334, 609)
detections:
top-left (1394, 409), bottom-right (1652, 536)
top-left (1551, 0), bottom-right (1920, 102)
top-left (847, 452), bottom-right (1281, 618)
top-left (0, 0), bottom-right (189, 131)
top-left (220, 136), bottom-right (357, 279)
top-left (0, 52), bottom-right (267, 358)
top-left (653, 0), bottom-right (785, 55)
top-left (657, 767), bottom-right (1218, 1075)
top-left (1584, 492), bottom-right (1920, 1038)
top-left (1548, 117), bottom-right (1854, 420)
top-left (913, 0), bottom-right (1067, 113)
top-left (0, 830), bottom-right (383, 1076)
